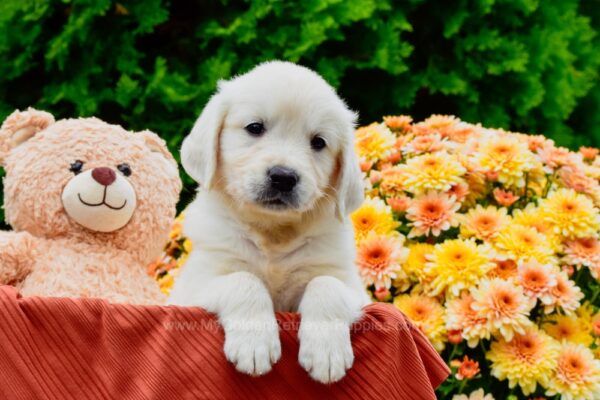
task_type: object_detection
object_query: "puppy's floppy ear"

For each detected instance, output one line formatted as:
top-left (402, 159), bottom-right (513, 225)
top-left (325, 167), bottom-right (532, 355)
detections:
top-left (0, 108), bottom-right (55, 164)
top-left (335, 112), bottom-right (364, 221)
top-left (181, 85), bottom-right (227, 189)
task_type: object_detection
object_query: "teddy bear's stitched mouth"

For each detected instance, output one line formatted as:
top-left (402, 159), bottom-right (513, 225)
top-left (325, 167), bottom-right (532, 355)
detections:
top-left (77, 193), bottom-right (127, 211)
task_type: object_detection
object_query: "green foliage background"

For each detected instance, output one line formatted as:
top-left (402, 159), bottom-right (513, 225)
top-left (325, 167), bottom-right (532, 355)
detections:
top-left (0, 0), bottom-right (599, 222)
top-left (0, 2), bottom-right (599, 397)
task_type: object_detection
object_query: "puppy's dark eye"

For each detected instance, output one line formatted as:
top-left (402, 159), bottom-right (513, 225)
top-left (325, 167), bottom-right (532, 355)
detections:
top-left (245, 122), bottom-right (265, 137)
top-left (117, 163), bottom-right (132, 177)
top-left (69, 160), bottom-right (84, 174)
top-left (310, 135), bottom-right (327, 151)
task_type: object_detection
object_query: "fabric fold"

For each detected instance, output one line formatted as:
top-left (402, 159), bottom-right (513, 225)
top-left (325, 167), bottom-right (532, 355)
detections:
top-left (0, 285), bottom-right (449, 399)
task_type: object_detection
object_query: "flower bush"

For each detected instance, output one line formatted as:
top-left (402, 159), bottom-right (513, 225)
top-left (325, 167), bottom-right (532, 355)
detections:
top-left (149, 115), bottom-right (600, 399)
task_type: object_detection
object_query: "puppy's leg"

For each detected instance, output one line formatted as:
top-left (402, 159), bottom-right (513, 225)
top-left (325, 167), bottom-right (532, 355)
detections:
top-left (195, 271), bottom-right (281, 376)
top-left (298, 276), bottom-right (365, 384)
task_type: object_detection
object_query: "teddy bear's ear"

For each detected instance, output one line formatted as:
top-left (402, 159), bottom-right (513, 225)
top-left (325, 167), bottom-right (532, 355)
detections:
top-left (0, 108), bottom-right (55, 163)
top-left (139, 130), bottom-right (176, 163)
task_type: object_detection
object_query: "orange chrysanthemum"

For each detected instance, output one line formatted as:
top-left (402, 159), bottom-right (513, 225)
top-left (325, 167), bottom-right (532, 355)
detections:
top-left (355, 232), bottom-right (409, 289)
top-left (517, 261), bottom-right (558, 305)
top-left (386, 195), bottom-right (411, 213)
top-left (406, 192), bottom-right (460, 238)
top-left (580, 146), bottom-right (599, 160)
top-left (402, 133), bottom-right (447, 154)
top-left (493, 188), bottom-right (520, 207)
top-left (537, 144), bottom-right (580, 172)
top-left (487, 259), bottom-right (519, 280)
top-left (546, 343), bottom-right (600, 400)
top-left (383, 115), bottom-right (412, 132)
top-left (446, 293), bottom-right (490, 348)
top-left (471, 278), bottom-right (534, 341)
top-left (563, 237), bottom-right (600, 279)
top-left (456, 356), bottom-right (480, 380)
top-left (544, 272), bottom-right (584, 315)
top-left (446, 182), bottom-right (470, 203)
top-left (460, 205), bottom-right (510, 241)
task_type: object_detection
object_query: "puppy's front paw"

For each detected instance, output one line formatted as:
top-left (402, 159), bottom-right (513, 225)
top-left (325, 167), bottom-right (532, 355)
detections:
top-left (223, 316), bottom-right (281, 376)
top-left (298, 320), bottom-right (354, 384)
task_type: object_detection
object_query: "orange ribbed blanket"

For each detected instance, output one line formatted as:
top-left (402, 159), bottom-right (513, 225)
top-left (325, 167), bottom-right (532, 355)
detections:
top-left (0, 285), bottom-right (449, 399)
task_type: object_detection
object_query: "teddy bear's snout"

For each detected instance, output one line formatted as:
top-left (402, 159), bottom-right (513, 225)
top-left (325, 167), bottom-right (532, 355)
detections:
top-left (61, 167), bottom-right (137, 233)
top-left (92, 167), bottom-right (116, 186)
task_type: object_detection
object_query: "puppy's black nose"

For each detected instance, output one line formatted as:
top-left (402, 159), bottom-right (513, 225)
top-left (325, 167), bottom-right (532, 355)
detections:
top-left (268, 166), bottom-right (299, 193)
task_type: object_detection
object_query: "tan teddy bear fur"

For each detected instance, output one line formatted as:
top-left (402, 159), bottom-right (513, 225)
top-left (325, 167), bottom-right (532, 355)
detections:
top-left (0, 108), bottom-right (181, 304)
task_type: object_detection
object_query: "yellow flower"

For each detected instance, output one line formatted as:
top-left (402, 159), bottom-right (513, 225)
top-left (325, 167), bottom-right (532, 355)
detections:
top-left (182, 239), bottom-right (193, 253)
top-left (379, 166), bottom-right (407, 197)
top-left (462, 171), bottom-right (488, 208)
top-left (354, 122), bottom-right (397, 162)
top-left (546, 343), bottom-right (600, 400)
top-left (351, 197), bottom-right (399, 241)
top-left (542, 314), bottom-right (594, 347)
top-left (394, 294), bottom-right (447, 351)
top-left (540, 188), bottom-right (600, 239)
top-left (403, 243), bottom-right (435, 282)
top-left (473, 133), bottom-right (537, 188)
top-left (169, 213), bottom-right (185, 239)
top-left (425, 239), bottom-right (495, 297)
top-left (511, 204), bottom-right (561, 251)
top-left (399, 152), bottom-right (466, 194)
top-left (176, 253), bottom-right (189, 268)
top-left (471, 278), bottom-right (534, 341)
top-left (157, 273), bottom-right (174, 294)
top-left (575, 302), bottom-right (596, 333)
top-left (487, 327), bottom-right (560, 395)
top-left (493, 224), bottom-right (555, 264)
top-left (460, 205), bottom-right (510, 241)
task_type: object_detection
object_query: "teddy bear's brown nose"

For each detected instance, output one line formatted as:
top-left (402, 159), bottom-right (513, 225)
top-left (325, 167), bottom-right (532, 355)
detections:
top-left (91, 167), bottom-right (116, 186)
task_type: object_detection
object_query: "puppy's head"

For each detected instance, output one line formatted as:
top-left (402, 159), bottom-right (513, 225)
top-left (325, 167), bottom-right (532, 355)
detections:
top-left (182, 61), bottom-right (363, 220)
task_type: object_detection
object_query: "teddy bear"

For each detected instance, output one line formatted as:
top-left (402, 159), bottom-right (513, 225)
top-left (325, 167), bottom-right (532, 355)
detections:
top-left (0, 108), bottom-right (181, 304)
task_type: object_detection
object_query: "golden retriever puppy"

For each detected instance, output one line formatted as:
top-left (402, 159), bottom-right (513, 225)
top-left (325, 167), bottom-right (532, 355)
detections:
top-left (168, 61), bottom-right (370, 384)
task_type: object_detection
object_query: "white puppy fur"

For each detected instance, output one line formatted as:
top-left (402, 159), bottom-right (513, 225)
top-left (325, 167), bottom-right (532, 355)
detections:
top-left (168, 61), bottom-right (370, 384)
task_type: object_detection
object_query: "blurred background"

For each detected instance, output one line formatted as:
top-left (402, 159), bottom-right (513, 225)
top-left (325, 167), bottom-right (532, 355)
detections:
top-left (0, 0), bottom-right (599, 221)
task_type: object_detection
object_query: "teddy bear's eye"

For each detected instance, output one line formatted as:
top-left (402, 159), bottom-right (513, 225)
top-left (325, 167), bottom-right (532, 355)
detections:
top-left (117, 163), bottom-right (132, 177)
top-left (69, 160), bottom-right (84, 175)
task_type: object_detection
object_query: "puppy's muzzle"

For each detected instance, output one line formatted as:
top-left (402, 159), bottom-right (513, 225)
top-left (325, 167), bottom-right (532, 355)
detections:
top-left (256, 165), bottom-right (300, 209)
top-left (268, 166), bottom-right (299, 193)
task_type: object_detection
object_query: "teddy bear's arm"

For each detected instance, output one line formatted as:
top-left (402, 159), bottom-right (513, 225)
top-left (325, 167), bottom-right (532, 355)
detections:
top-left (0, 231), bottom-right (38, 286)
